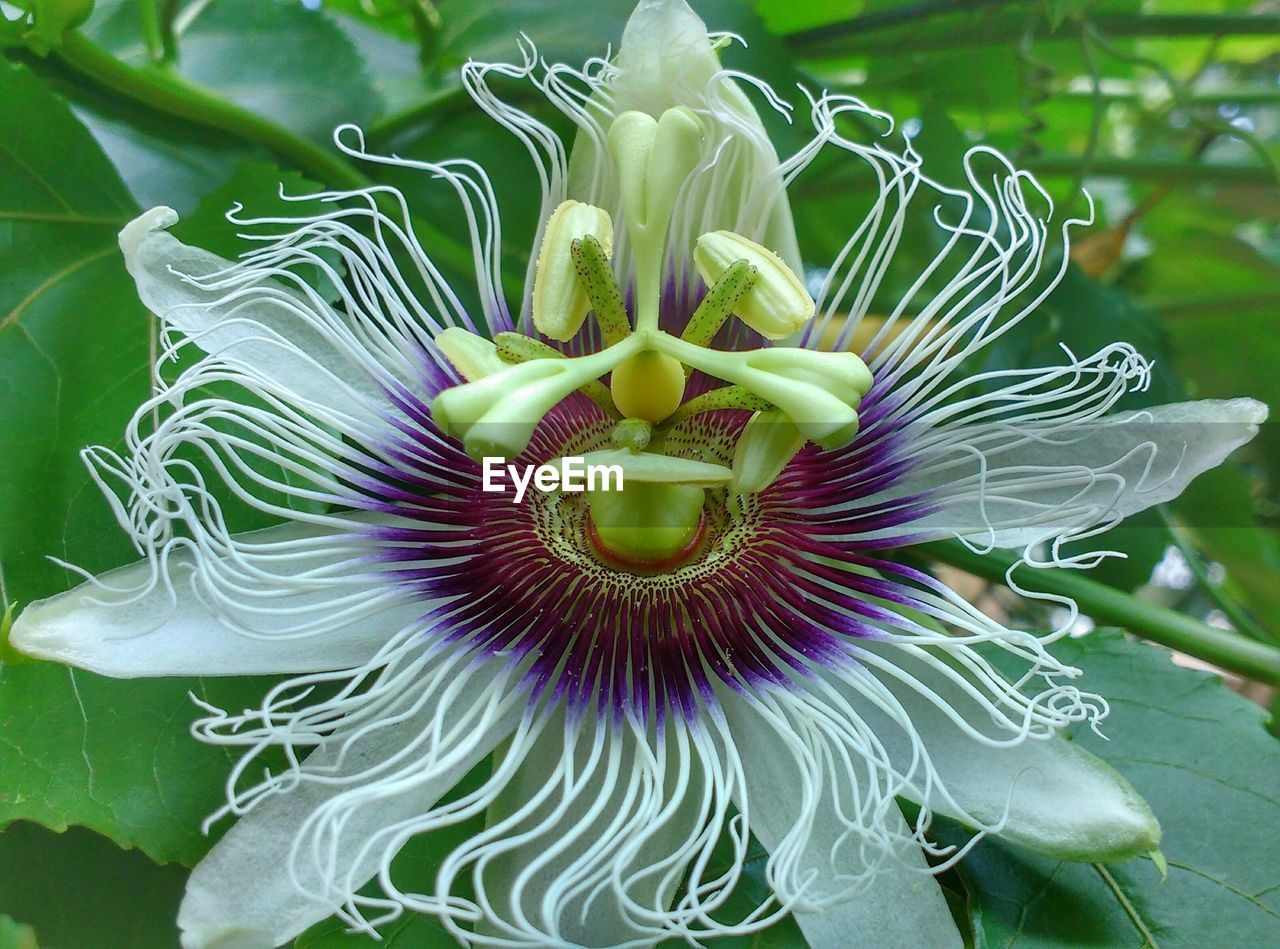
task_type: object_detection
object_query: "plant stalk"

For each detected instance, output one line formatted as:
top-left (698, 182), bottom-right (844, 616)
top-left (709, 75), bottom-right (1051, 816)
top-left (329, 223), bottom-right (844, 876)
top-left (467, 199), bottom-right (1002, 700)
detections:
top-left (48, 30), bottom-right (484, 282)
top-left (920, 540), bottom-right (1280, 685)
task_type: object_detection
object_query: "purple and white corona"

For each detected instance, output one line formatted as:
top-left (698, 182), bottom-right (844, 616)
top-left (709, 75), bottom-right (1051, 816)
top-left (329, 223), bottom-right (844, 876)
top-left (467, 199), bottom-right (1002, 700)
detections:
top-left (11, 1), bottom-right (1264, 947)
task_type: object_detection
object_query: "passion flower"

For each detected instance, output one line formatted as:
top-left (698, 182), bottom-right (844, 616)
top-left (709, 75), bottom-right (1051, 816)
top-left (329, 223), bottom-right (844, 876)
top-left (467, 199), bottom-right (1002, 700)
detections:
top-left (11, 1), bottom-right (1265, 947)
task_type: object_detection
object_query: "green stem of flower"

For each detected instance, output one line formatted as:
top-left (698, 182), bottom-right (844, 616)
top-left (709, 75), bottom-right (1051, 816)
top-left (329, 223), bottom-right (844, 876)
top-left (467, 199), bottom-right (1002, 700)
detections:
top-left (919, 540), bottom-right (1280, 685)
top-left (493, 332), bottom-right (619, 418)
top-left (1151, 291), bottom-right (1280, 319)
top-left (138, 0), bottom-right (171, 64)
top-left (367, 82), bottom-right (471, 144)
top-left (48, 29), bottom-right (486, 281)
top-left (1025, 155), bottom-right (1276, 185)
top-left (786, 0), bottom-right (1017, 44)
top-left (54, 31), bottom-right (368, 191)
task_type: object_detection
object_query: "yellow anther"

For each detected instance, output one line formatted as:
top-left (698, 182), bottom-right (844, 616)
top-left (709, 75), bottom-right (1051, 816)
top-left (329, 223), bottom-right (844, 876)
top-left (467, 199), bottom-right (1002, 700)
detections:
top-left (436, 327), bottom-right (506, 382)
top-left (694, 230), bottom-right (814, 340)
top-left (532, 200), bottom-right (613, 342)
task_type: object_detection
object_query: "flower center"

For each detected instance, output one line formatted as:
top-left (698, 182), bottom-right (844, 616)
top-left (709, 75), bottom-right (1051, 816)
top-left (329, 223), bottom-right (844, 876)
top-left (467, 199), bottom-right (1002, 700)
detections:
top-left (430, 108), bottom-right (874, 569)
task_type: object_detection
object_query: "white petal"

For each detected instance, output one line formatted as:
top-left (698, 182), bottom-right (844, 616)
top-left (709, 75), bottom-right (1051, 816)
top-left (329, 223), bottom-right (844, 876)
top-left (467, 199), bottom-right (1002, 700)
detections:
top-left (10, 518), bottom-right (420, 677)
top-left (830, 644), bottom-right (1160, 861)
top-left (874, 399), bottom-right (1266, 549)
top-left (178, 657), bottom-right (523, 948)
top-left (121, 207), bottom-right (388, 422)
top-left (563, 0), bottom-right (801, 272)
top-left (474, 712), bottom-right (708, 947)
top-left (720, 690), bottom-right (963, 948)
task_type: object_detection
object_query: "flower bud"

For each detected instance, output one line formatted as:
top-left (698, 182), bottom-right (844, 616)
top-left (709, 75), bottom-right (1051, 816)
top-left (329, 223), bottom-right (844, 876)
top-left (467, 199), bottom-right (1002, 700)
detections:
top-left (694, 230), bottom-right (814, 340)
top-left (532, 200), bottom-right (613, 342)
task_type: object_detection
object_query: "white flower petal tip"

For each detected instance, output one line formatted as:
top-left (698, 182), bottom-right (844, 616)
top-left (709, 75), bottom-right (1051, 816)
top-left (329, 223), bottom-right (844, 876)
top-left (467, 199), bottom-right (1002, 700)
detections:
top-left (117, 203), bottom-right (397, 422)
top-left (119, 205), bottom-right (180, 262)
top-left (8, 520), bottom-right (420, 678)
top-left (178, 657), bottom-right (523, 949)
top-left (618, 0), bottom-right (715, 77)
top-left (1222, 396), bottom-right (1268, 426)
top-left (882, 397), bottom-right (1272, 550)
top-left (994, 738), bottom-right (1161, 862)
top-left (179, 925), bottom-right (276, 949)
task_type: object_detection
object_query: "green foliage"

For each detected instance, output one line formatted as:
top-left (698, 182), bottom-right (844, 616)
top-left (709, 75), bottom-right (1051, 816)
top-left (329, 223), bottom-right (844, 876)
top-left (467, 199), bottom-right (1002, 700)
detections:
top-left (0, 659), bottom-right (279, 865)
top-left (0, 916), bottom-right (36, 949)
top-left (85, 0), bottom-right (384, 141)
top-left (0, 822), bottom-right (185, 948)
top-left (0, 68), bottom-right (291, 867)
top-left (0, 61), bottom-right (148, 605)
top-left (950, 629), bottom-right (1280, 945)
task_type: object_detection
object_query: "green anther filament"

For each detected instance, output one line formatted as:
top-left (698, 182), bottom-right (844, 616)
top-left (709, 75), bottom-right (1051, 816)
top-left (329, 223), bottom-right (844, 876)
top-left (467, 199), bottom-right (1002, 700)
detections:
top-left (664, 384), bottom-right (774, 427)
top-left (570, 235), bottom-right (632, 347)
top-left (681, 259), bottom-right (759, 350)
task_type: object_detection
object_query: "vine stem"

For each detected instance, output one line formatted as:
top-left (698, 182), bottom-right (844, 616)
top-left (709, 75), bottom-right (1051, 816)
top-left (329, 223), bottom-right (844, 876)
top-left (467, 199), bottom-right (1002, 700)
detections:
top-left (1021, 155), bottom-right (1275, 184)
top-left (48, 30), bottom-right (484, 280)
top-left (54, 31), bottom-right (372, 191)
top-left (137, 0), bottom-right (171, 64)
top-left (919, 540), bottom-right (1280, 685)
top-left (367, 82), bottom-right (469, 144)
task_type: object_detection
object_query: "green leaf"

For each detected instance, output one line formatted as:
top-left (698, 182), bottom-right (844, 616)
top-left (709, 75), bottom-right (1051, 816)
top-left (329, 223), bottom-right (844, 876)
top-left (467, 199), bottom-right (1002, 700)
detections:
top-left (84, 0), bottom-right (384, 143)
top-left (0, 821), bottom-right (186, 949)
top-left (952, 629), bottom-right (1280, 945)
top-left (0, 63), bottom-right (276, 867)
top-left (67, 83), bottom-right (260, 215)
top-left (0, 915), bottom-right (36, 949)
top-left (0, 663), bottom-right (280, 866)
top-left (990, 264), bottom-right (1186, 410)
top-left (0, 59), bottom-right (145, 606)
top-left (1165, 301), bottom-right (1280, 498)
top-left (1174, 464), bottom-right (1280, 643)
top-left (753, 0), bottom-right (865, 36)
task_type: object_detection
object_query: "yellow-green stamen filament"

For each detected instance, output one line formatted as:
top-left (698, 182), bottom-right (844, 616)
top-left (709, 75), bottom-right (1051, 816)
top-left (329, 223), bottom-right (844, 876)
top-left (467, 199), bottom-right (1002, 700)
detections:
top-left (681, 258), bottom-right (759, 351)
top-left (570, 235), bottom-right (632, 347)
